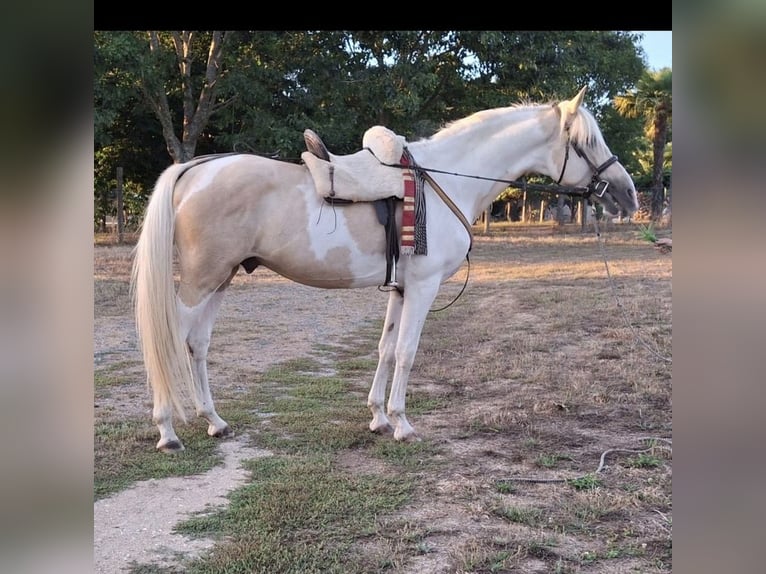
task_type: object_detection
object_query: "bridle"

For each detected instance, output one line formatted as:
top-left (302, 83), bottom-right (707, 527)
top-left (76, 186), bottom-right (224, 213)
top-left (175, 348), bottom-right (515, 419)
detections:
top-left (556, 129), bottom-right (619, 200)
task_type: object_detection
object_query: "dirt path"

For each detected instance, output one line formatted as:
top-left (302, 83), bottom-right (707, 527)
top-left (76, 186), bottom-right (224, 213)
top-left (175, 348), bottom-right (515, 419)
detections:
top-left (94, 438), bottom-right (271, 572)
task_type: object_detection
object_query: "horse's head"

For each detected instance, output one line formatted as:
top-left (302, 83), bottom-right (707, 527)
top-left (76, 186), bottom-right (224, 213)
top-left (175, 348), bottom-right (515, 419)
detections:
top-left (554, 87), bottom-right (639, 217)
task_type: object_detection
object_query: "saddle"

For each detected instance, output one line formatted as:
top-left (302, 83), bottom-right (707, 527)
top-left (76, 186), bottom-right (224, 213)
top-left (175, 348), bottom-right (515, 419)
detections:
top-left (302, 126), bottom-right (407, 202)
top-left (303, 126), bottom-right (409, 286)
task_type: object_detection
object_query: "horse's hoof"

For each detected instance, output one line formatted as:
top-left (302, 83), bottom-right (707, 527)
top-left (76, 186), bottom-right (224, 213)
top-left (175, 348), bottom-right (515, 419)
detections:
top-left (211, 425), bottom-right (233, 438)
top-left (395, 433), bottom-right (421, 443)
top-left (370, 422), bottom-right (394, 435)
top-left (394, 425), bottom-right (420, 442)
top-left (157, 440), bottom-right (185, 453)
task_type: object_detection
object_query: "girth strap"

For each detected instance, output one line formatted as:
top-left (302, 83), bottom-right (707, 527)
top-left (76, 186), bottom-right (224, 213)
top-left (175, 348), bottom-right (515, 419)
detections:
top-left (381, 198), bottom-right (399, 285)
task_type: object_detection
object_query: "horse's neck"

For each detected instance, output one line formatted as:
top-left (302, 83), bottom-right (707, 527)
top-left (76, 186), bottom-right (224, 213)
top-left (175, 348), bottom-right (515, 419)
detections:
top-left (411, 109), bottom-right (557, 223)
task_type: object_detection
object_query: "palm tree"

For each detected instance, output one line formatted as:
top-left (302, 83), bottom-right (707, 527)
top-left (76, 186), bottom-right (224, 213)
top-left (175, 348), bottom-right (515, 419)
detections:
top-left (614, 68), bottom-right (672, 221)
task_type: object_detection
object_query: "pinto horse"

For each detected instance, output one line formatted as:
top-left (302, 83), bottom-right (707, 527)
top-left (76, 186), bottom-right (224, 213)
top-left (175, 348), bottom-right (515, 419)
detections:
top-left (131, 87), bottom-right (639, 452)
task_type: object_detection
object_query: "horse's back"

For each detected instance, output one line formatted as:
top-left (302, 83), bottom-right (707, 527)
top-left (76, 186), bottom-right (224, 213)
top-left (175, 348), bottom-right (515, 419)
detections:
top-left (171, 154), bottom-right (389, 290)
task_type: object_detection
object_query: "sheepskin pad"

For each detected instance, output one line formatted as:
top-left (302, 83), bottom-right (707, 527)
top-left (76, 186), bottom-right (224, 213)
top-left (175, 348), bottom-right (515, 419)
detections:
top-left (302, 126), bottom-right (408, 202)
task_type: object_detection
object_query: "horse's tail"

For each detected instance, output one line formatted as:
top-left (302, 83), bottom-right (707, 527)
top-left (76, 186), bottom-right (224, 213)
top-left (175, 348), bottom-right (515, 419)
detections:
top-left (130, 162), bottom-right (196, 423)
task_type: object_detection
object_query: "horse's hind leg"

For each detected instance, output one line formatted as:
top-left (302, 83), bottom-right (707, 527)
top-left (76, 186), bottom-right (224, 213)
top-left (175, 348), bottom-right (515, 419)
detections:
top-left (368, 289), bottom-right (404, 434)
top-left (182, 288), bottom-right (233, 439)
top-left (178, 263), bottom-right (241, 439)
top-left (153, 270), bottom-right (234, 453)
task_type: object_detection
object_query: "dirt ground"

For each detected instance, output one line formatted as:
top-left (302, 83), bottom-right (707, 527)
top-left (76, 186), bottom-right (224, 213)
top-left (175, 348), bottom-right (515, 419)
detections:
top-left (94, 233), bottom-right (672, 573)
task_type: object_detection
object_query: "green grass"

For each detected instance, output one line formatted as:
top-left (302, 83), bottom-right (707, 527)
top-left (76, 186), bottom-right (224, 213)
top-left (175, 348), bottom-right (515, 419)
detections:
top-left (492, 505), bottom-right (545, 527)
top-left (637, 222), bottom-right (658, 243)
top-left (172, 455), bottom-right (413, 573)
top-left (567, 474), bottom-right (602, 491)
top-left (627, 453), bottom-right (663, 468)
top-left (94, 359), bottom-right (143, 388)
top-left (94, 418), bottom-right (223, 500)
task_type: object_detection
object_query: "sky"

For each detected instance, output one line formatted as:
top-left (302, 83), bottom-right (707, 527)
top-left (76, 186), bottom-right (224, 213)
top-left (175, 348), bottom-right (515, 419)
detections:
top-left (635, 31), bottom-right (672, 71)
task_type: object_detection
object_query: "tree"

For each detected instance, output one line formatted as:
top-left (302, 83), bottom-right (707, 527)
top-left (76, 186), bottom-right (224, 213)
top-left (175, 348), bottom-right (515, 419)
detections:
top-left (614, 68), bottom-right (672, 220)
top-left (94, 31), bottom-right (647, 229)
top-left (141, 31), bottom-right (231, 163)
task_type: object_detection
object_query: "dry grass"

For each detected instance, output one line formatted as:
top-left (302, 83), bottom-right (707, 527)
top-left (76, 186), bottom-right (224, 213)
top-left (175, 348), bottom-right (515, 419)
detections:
top-left (94, 223), bottom-right (672, 572)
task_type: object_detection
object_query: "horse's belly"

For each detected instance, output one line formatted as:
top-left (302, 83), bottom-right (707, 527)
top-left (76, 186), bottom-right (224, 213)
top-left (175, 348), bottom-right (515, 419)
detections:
top-left (260, 250), bottom-right (387, 289)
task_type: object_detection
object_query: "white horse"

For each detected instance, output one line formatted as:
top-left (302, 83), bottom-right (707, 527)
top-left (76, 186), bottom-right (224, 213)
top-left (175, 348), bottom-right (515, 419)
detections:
top-left (131, 87), bottom-right (639, 452)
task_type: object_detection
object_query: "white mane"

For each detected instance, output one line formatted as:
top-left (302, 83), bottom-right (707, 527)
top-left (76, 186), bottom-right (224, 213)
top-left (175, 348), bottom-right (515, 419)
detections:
top-left (428, 105), bottom-right (543, 141)
top-left (427, 99), bottom-right (608, 155)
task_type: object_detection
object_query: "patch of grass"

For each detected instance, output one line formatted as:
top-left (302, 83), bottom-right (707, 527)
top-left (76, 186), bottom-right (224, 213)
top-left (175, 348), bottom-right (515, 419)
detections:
top-left (536, 452), bottom-right (573, 469)
top-left (94, 360), bottom-right (143, 388)
top-left (493, 505), bottom-right (545, 527)
top-left (174, 455), bottom-right (413, 573)
top-left (494, 480), bottom-right (518, 494)
top-left (336, 357), bottom-right (378, 374)
top-left (627, 453), bottom-right (663, 468)
top-left (371, 439), bottom-right (443, 472)
top-left (567, 474), bottom-right (602, 491)
top-left (94, 370), bottom-right (123, 389)
top-left (405, 394), bottom-right (450, 414)
top-left (94, 418), bottom-right (222, 500)
top-left (253, 367), bottom-right (375, 454)
top-left (370, 518), bottom-right (432, 569)
top-left (637, 222), bottom-right (658, 243)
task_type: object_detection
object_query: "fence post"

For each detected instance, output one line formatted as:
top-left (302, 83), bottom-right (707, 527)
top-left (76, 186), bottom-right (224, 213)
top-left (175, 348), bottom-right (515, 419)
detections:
top-left (521, 178), bottom-right (527, 222)
top-left (116, 167), bottom-right (124, 244)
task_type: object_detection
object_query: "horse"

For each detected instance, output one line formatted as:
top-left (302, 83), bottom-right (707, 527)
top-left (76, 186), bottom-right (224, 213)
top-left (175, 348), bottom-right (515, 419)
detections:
top-left (131, 87), bottom-right (639, 453)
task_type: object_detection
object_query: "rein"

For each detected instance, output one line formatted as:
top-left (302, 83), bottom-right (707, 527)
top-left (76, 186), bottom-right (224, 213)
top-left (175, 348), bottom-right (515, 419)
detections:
top-left (384, 132), bottom-right (619, 204)
top-left (388, 160), bottom-right (596, 199)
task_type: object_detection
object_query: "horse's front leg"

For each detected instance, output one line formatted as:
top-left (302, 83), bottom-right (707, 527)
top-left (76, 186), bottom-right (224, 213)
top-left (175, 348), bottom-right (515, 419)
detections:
top-left (388, 280), bottom-right (441, 441)
top-left (368, 289), bottom-right (404, 434)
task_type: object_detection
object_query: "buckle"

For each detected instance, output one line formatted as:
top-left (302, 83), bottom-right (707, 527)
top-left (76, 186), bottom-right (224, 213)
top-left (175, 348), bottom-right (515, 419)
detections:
top-left (593, 180), bottom-right (609, 197)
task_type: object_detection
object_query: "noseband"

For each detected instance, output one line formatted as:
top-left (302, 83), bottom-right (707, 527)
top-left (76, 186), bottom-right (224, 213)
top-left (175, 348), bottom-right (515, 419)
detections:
top-left (556, 133), bottom-right (619, 199)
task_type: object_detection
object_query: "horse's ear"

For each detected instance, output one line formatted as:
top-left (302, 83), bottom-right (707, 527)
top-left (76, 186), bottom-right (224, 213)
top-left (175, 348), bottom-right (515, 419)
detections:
top-left (565, 86), bottom-right (587, 115)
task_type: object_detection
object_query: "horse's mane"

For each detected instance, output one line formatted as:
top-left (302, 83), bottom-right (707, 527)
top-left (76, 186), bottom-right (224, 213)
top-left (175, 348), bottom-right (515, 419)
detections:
top-left (426, 99), bottom-right (608, 152)
top-left (429, 104), bottom-right (543, 140)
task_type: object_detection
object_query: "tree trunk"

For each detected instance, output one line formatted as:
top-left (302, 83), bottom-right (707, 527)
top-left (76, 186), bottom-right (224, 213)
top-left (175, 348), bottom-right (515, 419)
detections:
top-left (650, 107), bottom-right (669, 221)
top-left (144, 31), bottom-right (229, 164)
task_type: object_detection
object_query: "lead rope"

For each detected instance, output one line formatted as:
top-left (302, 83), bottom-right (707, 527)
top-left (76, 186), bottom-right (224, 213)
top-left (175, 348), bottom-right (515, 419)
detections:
top-left (496, 437), bottom-right (672, 485)
top-left (592, 215), bottom-right (672, 364)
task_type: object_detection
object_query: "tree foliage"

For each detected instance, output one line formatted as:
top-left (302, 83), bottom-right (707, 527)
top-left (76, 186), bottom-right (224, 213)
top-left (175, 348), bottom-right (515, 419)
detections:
top-left (614, 67), bottom-right (673, 219)
top-left (94, 30), bottom-right (656, 229)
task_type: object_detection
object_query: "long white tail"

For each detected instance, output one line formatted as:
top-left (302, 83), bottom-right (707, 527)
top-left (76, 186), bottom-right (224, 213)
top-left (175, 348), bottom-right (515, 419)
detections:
top-left (130, 163), bottom-right (195, 422)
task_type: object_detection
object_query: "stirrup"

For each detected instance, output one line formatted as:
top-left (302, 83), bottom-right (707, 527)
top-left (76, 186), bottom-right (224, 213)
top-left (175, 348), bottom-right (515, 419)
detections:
top-left (385, 259), bottom-right (398, 287)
